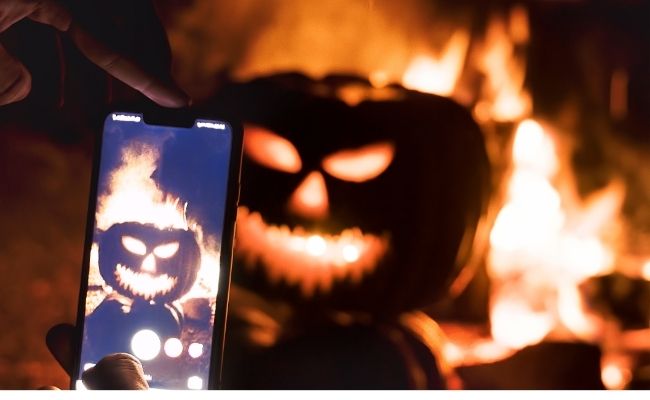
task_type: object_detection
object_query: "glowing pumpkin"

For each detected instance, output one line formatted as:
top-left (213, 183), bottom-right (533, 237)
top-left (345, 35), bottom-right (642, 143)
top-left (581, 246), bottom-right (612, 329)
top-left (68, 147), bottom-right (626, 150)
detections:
top-left (98, 222), bottom-right (201, 303)
top-left (209, 73), bottom-right (490, 315)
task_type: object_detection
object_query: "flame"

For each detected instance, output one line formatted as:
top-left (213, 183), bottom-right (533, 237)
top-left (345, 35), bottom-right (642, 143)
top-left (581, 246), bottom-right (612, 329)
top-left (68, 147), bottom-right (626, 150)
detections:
top-left (87, 142), bottom-right (220, 315)
top-left (508, 4), bottom-right (530, 45)
top-left (96, 144), bottom-right (188, 231)
top-left (557, 284), bottom-right (603, 341)
top-left (438, 323), bottom-right (516, 368)
top-left (490, 285), bottom-right (554, 349)
top-left (488, 119), bottom-right (624, 348)
top-left (443, 340), bottom-right (515, 368)
top-left (512, 120), bottom-right (558, 177)
top-left (475, 13), bottom-right (531, 122)
top-left (601, 354), bottom-right (632, 390)
top-left (402, 30), bottom-right (469, 97)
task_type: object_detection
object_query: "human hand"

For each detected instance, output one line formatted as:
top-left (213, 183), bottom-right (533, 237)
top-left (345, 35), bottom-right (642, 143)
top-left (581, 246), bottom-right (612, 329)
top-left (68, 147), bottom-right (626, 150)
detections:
top-left (0, 0), bottom-right (189, 107)
top-left (45, 323), bottom-right (149, 390)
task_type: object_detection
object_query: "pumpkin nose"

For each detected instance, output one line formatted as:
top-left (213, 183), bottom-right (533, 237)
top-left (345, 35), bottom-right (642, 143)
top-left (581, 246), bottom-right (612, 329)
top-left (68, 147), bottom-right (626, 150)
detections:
top-left (288, 171), bottom-right (329, 219)
top-left (141, 253), bottom-right (157, 273)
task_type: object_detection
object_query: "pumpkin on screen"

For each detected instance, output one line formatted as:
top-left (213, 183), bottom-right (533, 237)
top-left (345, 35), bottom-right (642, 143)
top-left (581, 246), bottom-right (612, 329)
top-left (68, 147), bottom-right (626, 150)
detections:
top-left (210, 73), bottom-right (491, 315)
top-left (97, 222), bottom-right (201, 304)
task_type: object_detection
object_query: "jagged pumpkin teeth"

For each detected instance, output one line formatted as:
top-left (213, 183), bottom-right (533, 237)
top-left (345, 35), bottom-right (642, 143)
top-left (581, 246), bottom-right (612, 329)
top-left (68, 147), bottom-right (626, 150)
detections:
top-left (114, 264), bottom-right (177, 299)
top-left (98, 222), bottom-right (202, 302)
top-left (235, 206), bottom-right (388, 295)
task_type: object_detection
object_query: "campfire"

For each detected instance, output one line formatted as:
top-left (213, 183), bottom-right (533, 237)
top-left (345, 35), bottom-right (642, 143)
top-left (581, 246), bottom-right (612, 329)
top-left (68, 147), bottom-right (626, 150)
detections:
top-left (156, 0), bottom-right (650, 389)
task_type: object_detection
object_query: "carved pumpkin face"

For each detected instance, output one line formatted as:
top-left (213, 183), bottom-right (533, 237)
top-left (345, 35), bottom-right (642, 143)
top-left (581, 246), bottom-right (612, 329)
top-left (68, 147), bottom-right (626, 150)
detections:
top-left (98, 222), bottom-right (201, 303)
top-left (210, 73), bottom-right (490, 314)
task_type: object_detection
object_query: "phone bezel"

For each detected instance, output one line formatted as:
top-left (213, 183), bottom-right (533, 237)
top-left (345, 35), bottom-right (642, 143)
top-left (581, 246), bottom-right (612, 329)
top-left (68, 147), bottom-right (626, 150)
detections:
top-left (71, 106), bottom-right (243, 390)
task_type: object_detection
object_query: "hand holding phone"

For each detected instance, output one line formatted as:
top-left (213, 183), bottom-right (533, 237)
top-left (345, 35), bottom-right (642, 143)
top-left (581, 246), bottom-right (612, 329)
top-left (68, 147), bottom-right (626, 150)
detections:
top-left (72, 111), bottom-right (241, 390)
top-left (46, 325), bottom-right (148, 389)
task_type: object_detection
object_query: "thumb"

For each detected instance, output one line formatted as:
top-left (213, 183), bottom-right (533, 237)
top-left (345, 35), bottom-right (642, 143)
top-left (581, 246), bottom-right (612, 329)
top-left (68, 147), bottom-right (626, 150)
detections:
top-left (82, 353), bottom-right (149, 390)
top-left (46, 323), bottom-right (77, 377)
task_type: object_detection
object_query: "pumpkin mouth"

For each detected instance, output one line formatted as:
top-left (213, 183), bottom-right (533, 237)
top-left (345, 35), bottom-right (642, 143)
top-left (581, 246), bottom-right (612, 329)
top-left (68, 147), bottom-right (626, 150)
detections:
top-left (235, 206), bottom-right (389, 296)
top-left (114, 263), bottom-right (178, 300)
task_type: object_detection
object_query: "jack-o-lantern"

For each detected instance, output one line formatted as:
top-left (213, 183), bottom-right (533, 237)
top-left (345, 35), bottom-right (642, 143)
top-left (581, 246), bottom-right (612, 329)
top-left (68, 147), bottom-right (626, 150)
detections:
top-left (84, 222), bottom-right (201, 360)
top-left (209, 73), bottom-right (490, 315)
top-left (98, 222), bottom-right (201, 303)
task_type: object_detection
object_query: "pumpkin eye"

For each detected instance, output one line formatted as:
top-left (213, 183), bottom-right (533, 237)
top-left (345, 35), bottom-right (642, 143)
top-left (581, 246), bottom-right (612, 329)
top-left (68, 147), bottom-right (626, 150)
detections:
top-left (322, 142), bottom-right (395, 182)
top-left (153, 242), bottom-right (180, 259)
top-left (244, 125), bottom-right (302, 173)
top-left (122, 236), bottom-right (147, 256)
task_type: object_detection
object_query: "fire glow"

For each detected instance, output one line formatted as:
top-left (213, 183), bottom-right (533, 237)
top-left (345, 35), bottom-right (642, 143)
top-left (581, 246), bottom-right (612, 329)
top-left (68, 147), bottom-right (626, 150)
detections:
top-left (488, 119), bottom-right (625, 348)
top-left (235, 207), bottom-right (389, 296)
top-left (402, 30), bottom-right (469, 97)
top-left (474, 14), bottom-right (531, 123)
top-left (398, 8), bottom-right (531, 125)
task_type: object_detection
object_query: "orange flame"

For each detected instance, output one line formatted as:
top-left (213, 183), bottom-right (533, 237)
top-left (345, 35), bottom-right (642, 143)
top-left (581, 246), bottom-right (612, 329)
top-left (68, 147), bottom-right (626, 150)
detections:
top-left (474, 13), bottom-right (531, 122)
top-left (490, 287), bottom-right (554, 349)
top-left (488, 119), bottom-right (624, 348)
top-left (96, 144), bottom-right (187, 231)
top-left (509, 4), bottom-right (530, 45)
top-left (402, 30), bottom-right (469, 97)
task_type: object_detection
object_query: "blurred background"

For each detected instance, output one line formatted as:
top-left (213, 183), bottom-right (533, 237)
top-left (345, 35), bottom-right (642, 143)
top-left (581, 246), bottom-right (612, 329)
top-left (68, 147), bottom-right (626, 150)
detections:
top-left (0, 0), bottom-right (649, 389)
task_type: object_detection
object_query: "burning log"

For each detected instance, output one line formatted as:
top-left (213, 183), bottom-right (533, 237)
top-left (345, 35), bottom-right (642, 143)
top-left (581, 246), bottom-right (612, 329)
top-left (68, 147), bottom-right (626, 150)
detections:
top-left (456, 341), bottom-right (604, 389)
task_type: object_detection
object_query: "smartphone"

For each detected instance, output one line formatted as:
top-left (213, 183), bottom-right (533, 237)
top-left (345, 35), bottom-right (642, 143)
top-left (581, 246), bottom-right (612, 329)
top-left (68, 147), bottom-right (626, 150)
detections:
top-left (72, 110), bottom-right (242, 389)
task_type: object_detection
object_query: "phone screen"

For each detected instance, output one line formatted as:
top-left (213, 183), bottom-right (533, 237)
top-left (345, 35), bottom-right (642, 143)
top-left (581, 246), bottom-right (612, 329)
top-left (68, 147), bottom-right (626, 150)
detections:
top-left (74, 113), bottom-right (236, 390)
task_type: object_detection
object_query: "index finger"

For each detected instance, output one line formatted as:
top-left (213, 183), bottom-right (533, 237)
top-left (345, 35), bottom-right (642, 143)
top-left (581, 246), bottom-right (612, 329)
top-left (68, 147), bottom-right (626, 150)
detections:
top-left (67, 22), bottom-right (190, 108)
top-left (29, 0), bottom-right (190, 108)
